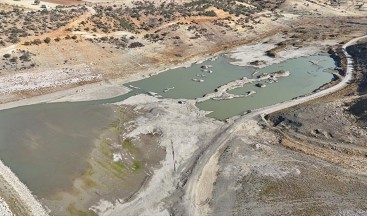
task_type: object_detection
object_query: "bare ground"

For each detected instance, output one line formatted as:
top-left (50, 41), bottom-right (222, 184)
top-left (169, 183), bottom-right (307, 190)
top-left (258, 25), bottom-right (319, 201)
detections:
top-left (211, 121), bottom-right (367, 215)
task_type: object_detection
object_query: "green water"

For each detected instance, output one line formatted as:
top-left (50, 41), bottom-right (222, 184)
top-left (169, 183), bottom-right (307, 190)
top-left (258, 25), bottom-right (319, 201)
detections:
top-left (128, 55), bottom-right (335, 120)
top-left (0, 53), bottom-right (335, 200)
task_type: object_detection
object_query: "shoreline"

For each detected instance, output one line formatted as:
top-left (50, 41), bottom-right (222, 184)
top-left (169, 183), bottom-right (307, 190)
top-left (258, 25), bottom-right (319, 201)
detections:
top-left (0, 44), bottom-right (219, 111)
top-left (0, 36), bottom-right (335, 112)
top-left (0, 13), bottom-right (290, 111)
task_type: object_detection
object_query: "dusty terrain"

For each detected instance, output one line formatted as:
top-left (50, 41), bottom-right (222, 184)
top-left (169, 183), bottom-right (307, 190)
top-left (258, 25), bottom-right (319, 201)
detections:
top-left (210, 120), bottom-right (367, 215)
top-left (0, 0), bottom-right (366, 215)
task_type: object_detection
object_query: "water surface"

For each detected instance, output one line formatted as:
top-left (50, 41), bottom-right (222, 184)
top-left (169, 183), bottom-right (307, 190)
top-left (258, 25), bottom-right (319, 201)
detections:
top-left (0, 103), bottom-right (114, 196)
top-left (197, 55), bottom-right (335, 119)
top-left (127, 56), bottom-right (255, 99)
top-left (128, 55), bottom-right (335, 119)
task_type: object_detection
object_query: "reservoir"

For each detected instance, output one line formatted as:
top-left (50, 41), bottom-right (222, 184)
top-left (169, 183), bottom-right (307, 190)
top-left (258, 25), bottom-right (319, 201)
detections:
top-left (0, 53), bottom-right (335, 202)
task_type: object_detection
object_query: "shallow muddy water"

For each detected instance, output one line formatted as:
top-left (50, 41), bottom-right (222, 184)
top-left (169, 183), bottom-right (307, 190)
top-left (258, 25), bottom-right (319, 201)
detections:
top-left (0, 103), bottom-right (114, 197)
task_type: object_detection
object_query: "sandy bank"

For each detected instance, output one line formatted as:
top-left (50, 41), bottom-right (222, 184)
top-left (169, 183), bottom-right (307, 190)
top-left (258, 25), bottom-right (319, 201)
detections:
top-left (0, 160), bottom-right (48, 215)
top-left (89, 94), bottom-right (224, 215)
top-left (0, 80), bottom-right (131, 111)
top-left (0, 65), bottom-right (101, 95)
top-left (50, 82), bottom-right (130, 102)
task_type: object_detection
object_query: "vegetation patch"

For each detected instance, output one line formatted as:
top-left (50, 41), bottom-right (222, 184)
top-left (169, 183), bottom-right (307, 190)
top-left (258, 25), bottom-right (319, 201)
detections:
top-left (122, 139), bottom-right (140, 155)
top-left (0, 6), bottom-right (88, 46)
top-left (132, 161), bottom-right (143, 171)
top-left (67, 203), bottom-right (94, 216)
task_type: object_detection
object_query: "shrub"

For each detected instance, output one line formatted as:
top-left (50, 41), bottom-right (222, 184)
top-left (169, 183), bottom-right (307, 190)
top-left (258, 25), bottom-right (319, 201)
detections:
top-left (265, 50), bottom-right (276, 58)
top-left (3, 54), bottom-right (11, 58)
top-left (44, 37), bottom-right (51, 44)
top-left (128, 42), bottom-right (144, 48)
top-left (32, 39), bottom-right (42, 45)
top-left (200, 10), bottom-right (217, 17)
top-left (100, 36), bottom-right (108, 41)
top-left (19, 52), bottom-right (31, 61)
top-left (9, 56), bottom-right (18, 63)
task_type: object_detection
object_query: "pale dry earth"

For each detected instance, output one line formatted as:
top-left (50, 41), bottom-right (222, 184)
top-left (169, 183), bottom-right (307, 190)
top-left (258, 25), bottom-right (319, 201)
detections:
top-left (91, 95), bottom-right (224, 215)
